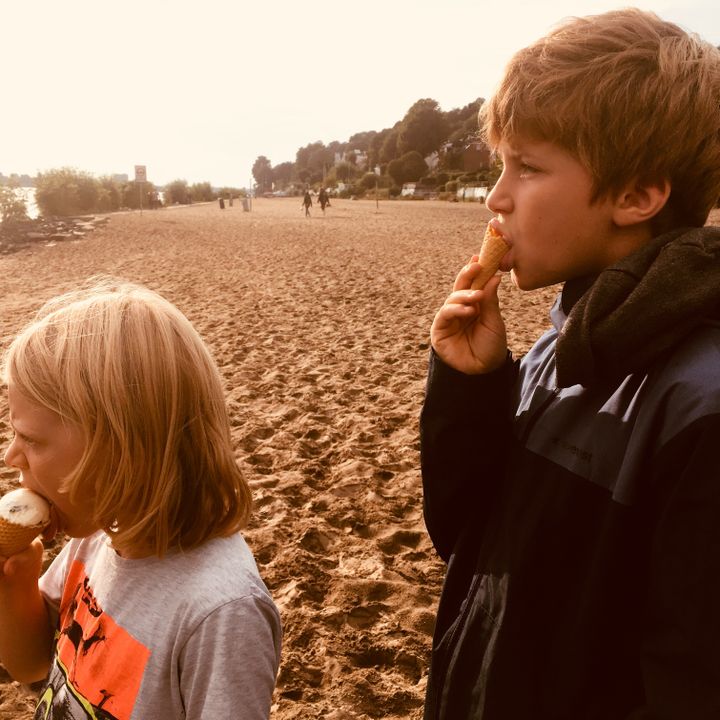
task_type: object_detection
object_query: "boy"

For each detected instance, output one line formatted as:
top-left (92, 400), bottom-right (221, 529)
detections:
top-left (421, 9), bottom-right (720, 719)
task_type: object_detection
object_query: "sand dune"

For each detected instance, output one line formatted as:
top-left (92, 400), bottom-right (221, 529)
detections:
top-left (2, 197), bottom-right (694, 718)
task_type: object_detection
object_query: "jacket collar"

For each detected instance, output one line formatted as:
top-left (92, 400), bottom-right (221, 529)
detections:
top-left (555, 226), bottom-right (720, 388)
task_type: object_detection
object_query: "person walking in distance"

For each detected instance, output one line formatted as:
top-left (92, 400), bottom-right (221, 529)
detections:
top-left (302, 190), bottom-right (313, 217)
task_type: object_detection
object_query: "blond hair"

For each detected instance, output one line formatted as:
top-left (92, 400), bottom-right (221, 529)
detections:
top-left (481, 8), bottom-right (720, 230)
top-left (2, 277), bottom-right (251, 557)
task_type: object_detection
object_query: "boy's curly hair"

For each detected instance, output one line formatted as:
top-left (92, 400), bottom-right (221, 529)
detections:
top-left (482, 8), bottom-right (720, 230)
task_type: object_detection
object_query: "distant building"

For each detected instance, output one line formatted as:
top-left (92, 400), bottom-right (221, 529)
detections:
top-left (457, 185), bottom-right (489, 201)
top-left (334, 150), bottom-right (368, 170)
top-left (113, 174), bottom-right (129, 184)
top-left (354, 151), bottom-right (368, 169)
top-left (0, 172), bottom-right (35, 187)
top-left (401, 182), bottom-right (436, 199)
top-left (425, 151), bottom-right (440, 171)
top-left (437, 139), bottom-right (492, 173)
top-left (462, 141), bottom-right (491, 172)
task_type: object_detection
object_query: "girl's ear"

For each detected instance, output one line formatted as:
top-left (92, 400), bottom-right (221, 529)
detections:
top-left (613, 179), bottom-right (671, 227)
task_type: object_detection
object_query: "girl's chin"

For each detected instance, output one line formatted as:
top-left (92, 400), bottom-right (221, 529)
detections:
top-left (41, 506), bottom-right (62, 542)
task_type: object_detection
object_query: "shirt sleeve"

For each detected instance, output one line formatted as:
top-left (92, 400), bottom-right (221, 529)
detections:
top-left (38, 539), bottom-right (75, 614)
top-left (179, 591), bottom-right (282, 719)
top-left (420, 349), bottom-right (517, 562)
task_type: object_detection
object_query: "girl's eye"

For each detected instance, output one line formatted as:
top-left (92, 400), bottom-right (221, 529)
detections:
top-left (519, 163), bottom-right (538, 175)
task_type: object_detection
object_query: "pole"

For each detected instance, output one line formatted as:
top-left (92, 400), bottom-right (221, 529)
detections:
top-left (375, 178), bottom-right (379, 212)
top-left (139, 181), bottom-right (144, 215)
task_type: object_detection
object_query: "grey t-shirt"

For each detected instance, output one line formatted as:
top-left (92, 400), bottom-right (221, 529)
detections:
top-left (37, 531), bottom-right (281, 719)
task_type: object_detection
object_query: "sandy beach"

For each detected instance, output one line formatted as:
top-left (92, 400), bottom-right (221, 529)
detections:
top-left (0, 198), bottom-right (717, 719)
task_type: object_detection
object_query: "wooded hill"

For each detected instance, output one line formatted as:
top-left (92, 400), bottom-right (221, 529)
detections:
top-left (252, 98), bottom-right (500, 197)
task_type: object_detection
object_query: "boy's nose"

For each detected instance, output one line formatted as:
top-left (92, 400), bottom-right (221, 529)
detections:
top-left (486, 175), bottom-right (511, 215)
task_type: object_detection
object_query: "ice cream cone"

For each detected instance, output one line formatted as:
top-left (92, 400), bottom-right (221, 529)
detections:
top-left (471, 223), bottom-right (508, 290)
top-left (0, 488), bottom-right (51, 556)
top-left (0, 518), bottom-right (47, 556)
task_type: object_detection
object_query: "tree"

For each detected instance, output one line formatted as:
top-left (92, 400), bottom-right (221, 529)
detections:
top-left (402, 151), bottom-right (428, 183)
top-left (388, 151), bottom-right (429, 185)
top-left (368, 130), bottom-right (389, 169)
top-left (96, 176), bottom-right (122, 212)
top-left (35, 168), bottom-right (99, 216)
top-left (295, 142), bottom-right (333, 185)
top-left (347, 130), bottom-right (376, 152)
top-left (334, 161), bottom-right (358, 184)
top-left (120, 180), bottom-right (158, 209)
top-left (0, 186), bottom-right (28, 222)
top-left (379, 129), bottom-right (399, 164)
top-left (444, 98), bottom-right (483, 135)
top-left (387, 158), bottom-right (405, 186)
top-left (272, 161), bottom-right (294, 189)
top-left (188, 182), bottom-right (215, 202)
top-left (359, 172), bottom-right (380, 190)
top-left (164, 179), bottom-right (191, 205)
top-left (397, 99), bottom-right (450, 159)
top-left (252, 156), bottom-right (273, 193)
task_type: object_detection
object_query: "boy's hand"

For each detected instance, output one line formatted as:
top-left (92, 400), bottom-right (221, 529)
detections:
top-left (430, 256), bottom-right (508, 374)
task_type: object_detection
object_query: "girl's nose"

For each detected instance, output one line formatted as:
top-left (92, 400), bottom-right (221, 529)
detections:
top-left (3, 438), bottom-right (26, 470)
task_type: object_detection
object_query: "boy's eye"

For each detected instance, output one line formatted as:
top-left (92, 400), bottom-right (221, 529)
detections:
top-left (519, 163), bottom-right (538, 175)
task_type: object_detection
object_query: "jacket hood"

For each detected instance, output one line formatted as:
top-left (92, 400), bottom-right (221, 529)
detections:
top-left (555, 226), bottom-right (720, 388)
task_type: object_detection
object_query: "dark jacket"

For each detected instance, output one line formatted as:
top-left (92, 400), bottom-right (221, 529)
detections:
top-left (420, 227), bottom-right (720, 719)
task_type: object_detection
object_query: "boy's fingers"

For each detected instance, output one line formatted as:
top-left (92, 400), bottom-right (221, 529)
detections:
top-left (433, 299), bottom-right (479, 333)
top-left (483, 274), bottom-right (503, 300)
top-left (445, 289), bottom-right (483, 306)
top-left (453, 260), bottom-right (484, 292)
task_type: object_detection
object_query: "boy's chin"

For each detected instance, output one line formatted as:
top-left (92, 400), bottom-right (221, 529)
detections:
top-left (511, 269), bottom-right (561, 292)
top-left (510, 269), bottom-right (539, 291)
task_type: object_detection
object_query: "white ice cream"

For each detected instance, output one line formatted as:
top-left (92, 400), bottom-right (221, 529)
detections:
top-left (0, 488), bottom-right (51, 527)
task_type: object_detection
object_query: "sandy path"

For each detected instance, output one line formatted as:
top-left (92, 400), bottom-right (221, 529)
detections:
top-left (0, 197), bottom-right (621, 718)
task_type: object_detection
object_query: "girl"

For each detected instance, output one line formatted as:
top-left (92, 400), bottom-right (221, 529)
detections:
top-left (0, 278), bottom-right (281, 719)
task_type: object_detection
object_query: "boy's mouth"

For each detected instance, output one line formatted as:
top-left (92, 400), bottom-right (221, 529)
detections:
top-left (490, 220), bottom-right (513, 271)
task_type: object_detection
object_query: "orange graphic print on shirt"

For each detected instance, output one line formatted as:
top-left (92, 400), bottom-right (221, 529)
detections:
top-left (37, 559), bottom-right (151, 719)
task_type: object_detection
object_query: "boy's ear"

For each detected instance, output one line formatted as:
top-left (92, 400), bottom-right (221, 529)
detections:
top-left (612, 179), bottom-right (671, 227)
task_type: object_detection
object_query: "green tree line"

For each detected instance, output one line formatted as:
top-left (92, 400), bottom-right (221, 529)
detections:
top-left (10, 169), bottom-right (248, 217)
top-left (252, 97), bottom-right (501, 198)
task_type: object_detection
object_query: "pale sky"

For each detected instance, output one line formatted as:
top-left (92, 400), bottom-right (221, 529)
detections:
top-left (2, 0), bottom-right (718, 188)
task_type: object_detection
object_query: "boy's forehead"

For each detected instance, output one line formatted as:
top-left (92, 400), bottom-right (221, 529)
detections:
top-left (498, 135), bottom-right (550, 156)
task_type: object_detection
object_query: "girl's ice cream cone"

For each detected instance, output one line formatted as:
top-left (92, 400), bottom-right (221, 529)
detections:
top-left (0, 488), bottom-right (51, 556)
top-left (471, 223), bottom-right (508, 290)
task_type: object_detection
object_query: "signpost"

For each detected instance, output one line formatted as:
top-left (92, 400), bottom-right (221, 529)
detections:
top-left (134, 165), bottom-right (147, 215)
top-left (375, 165), bottom-right (381, 213)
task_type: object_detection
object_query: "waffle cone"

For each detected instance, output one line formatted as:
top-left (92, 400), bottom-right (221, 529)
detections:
top-left (471, 224), bottom-right (508, 290)
top-left (0, 517), bottom-right (47, 557)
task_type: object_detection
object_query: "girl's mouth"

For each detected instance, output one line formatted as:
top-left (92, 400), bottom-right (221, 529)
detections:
top-left (42, 504), bottom-right (61, 541)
